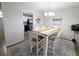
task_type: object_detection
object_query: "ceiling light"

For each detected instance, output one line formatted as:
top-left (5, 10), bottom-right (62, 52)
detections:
top-left (44, 12), bottom-right (48, 16)
top-left (0, 11), bottom-right (2, 15)
top-left (51, 12), bottom-right (55, 16)
top-left (48, 11), bottom-right (55, 16)
top-left (44, 2), bottom-right (55, 17)
top-left (0, 11), bottom-right (3, 17)
top-left (44, 11), bottom-right (55, 16)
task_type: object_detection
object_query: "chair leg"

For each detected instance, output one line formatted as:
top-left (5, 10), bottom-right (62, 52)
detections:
top-left (53, 48), bottom-right (55, 55)
top-left (30, 45), bottom-right (32, 53)
top-left (36, 44), bottom-right (38, 56)
top-left (53, 43), bottom-right (56, 56)
top-left (43, 40), bottom-right (45, 56)
top-left (30, 40), bottom-right (32, 53)
top-left (28, 31), bottom-right (32, 53)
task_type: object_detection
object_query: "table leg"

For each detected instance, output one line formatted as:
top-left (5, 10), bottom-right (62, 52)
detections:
top-left (44, 36), bottom-right (48, 56)
top-left (28, 31), bottom-right (32, 53)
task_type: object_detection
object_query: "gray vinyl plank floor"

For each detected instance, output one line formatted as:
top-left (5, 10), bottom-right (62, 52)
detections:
top-left (0, 31), bottom-right (76, 56)
top-left (24, 32), bottom-right (76, 56)
top-left (27, 37), bottom-right (76, 56)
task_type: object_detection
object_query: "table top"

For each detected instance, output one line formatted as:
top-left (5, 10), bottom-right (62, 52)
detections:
top-left (33, 26), bottom-right (59, 36)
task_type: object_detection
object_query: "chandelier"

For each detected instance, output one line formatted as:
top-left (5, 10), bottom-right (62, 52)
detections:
top-left (44, 2), bottom-right (55, 16)
top-left (44, 11), bottom-right (55, 16)
top-left (0, 11), bottom-right (3, 17)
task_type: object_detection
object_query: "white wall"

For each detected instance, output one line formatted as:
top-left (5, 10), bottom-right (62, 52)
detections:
top-left (2, 3), bottom-right (24, 45)
top-left (42, 6), bottom-right (79, 42)
top-left (33, 11), bottom-right (44, 28)
top-left (2, 2), bottom-right (43, 45)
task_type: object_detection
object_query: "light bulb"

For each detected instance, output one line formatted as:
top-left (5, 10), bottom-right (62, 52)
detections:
top-left (44, 12), bottom-right (48, 16)
top-left (48, 11), bottom-right (52, 16)
top-left (44, 11), bottom-right (55, 16)
top-left (51, 12), bottom-right (55, 16)
top-left (0, 11), bottom-right (3, 17)
top-left (49, 11), bottom-right (55, 16)
top-left (0, 11), bottom-right (2, 15)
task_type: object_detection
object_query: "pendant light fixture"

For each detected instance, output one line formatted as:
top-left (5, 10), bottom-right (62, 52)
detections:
top-left (44, 12), bottom-right (48, 16)
top-left (0, 11), bottom-right (3, 17)
top-left (44, 2), bottom-right (55, 16)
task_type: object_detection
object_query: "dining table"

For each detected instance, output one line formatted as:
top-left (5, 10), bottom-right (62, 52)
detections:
top-left (32, 26), bottom-right (59, 56)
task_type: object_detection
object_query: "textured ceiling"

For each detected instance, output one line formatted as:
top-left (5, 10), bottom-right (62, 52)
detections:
top-left (23, 2), bottom-right (79, 12)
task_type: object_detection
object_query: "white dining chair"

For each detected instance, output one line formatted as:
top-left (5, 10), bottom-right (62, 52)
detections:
top-left (29, 31), bottom-right (45, 56)
top-left (48, 28), bottom-right (62, 55)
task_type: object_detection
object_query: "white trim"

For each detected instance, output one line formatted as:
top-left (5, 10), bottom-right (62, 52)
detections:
top-left (6, 39), bottom-right (24, 47)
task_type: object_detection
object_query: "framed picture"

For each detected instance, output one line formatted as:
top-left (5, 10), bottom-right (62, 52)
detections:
top-left (35, 17), bottom-right (40, 24)
top-left (53, 18), bottom-right (62, 25)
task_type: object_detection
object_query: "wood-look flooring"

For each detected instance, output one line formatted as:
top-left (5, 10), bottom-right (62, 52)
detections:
top-left (0, 31), bottom-right (79, 56)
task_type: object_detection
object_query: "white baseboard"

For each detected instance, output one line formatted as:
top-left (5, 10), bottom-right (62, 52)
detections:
top-left (6, 39), bottom-right (24, 47)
